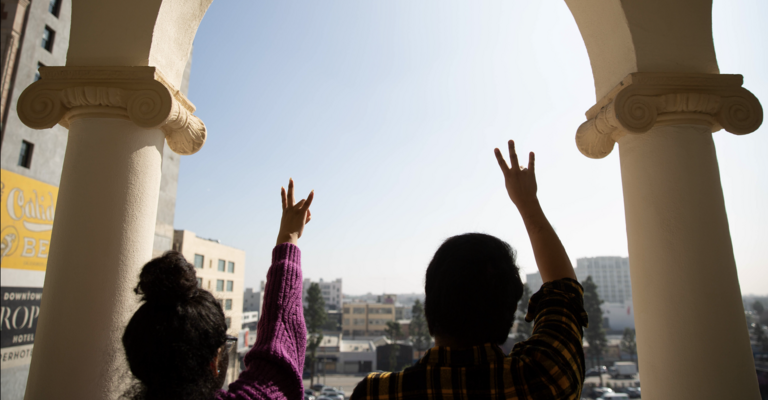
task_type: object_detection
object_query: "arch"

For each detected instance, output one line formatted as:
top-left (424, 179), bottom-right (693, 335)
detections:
top-left (565, 0), bottom-right (719, 99)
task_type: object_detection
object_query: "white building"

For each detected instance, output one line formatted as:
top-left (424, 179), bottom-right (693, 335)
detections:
top-left (527, 256), bottom-right (632, 304)
top-left (575, 257), bottom-right (632, 303)
top-left (602, 301), bottom-right (635, 331)
top-left (173, 230), bottom-right (246, 336)
top-left (303, 278), bottom-right (343, 311)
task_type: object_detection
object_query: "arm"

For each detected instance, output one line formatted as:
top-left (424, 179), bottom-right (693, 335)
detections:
top-left (494, 140), bottom-right (576, 283)
top-left (220, 179), bottom-right (313, 400)
top-left (495, 142), bottom-right (586, 397)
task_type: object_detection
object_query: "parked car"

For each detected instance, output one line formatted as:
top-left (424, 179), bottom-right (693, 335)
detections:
top-left (610, 362), bottom-right (638, 379)
top-left (304, 394), bottom-right (316, 400)
top-left (588, 387), bottom-right (613, 399)
top-left (311, 384), bottom-right (326, 392)
top-left (586, 366), bottom-right (609, 377)
top-left (596, 394), bottom-right (629, 400)
top-left (585, 369), bottom-right (602, 377)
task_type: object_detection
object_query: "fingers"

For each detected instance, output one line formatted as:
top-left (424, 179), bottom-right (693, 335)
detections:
top-left (305, 209), bottom-right (312, 224)
top-left (528, 152), bottom-right (535, 173)
top-left (302, 190), bottom-right (314, 211)
top-left (287, 178), bottom-right (295, 206)
top-left (494, 148), bottom-right (509, 173)
top-left (295, 199), bottom-right (306, 209)
top-left (508, 140), bottom-right (519, 173)
top-left (281, 187), bottom-right (287, 211)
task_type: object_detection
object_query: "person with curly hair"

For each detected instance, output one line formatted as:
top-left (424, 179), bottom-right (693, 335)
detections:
top-left (122, 178), bottom-right (313, 400)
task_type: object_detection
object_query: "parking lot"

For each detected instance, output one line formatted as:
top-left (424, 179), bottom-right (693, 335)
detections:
top-left (303, 375), bottom-right (366, 399)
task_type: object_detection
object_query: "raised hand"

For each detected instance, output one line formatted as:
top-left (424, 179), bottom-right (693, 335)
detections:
top-left (277, 178), bottom-right (314, 246)
top-left (494, 140), bottom-right (538, 212)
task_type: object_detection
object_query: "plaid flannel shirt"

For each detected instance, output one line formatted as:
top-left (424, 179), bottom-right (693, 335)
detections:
top-left (350, 278), bottom-right (588, 400)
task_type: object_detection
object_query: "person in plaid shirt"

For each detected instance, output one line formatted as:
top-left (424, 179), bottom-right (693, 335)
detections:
top-left (351, 140), bottom-right (588, 400)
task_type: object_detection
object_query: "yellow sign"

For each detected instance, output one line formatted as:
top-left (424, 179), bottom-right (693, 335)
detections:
top-left (1, 169), bottom-right (58, 271)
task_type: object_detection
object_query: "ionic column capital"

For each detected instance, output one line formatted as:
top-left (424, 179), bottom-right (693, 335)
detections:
top-left (576, 73), bottom-right (763, 159)
top-left (17, 66), bottom-right (206, 155)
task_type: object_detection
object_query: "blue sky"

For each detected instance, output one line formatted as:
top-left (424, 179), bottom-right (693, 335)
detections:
top-left (176, 0), bottom-right (768, 295)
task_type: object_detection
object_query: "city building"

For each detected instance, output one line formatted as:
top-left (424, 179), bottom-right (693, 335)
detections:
top-left (172, 230), bottom-right (245, 336)
top-left (0, 0), bottom-right (191, 396)
top-left (243, 286), bottom-right (264, 313)
top-left (242, 311), bottom-right (259, 329)
top-left (527, 257), bottom-right (634, 332)
top-left (312, 333), bottom-right (378, 374)
top-left (342, 302), bottom-right (396, 337)
top-left (526, 256), bottom-right (632, 304)
top-left (302, 278), bottom-right (342, 311)
top-left (602, 301), bottom-right (635, 332)
top-left (575, 257), bottom-right (632, 303)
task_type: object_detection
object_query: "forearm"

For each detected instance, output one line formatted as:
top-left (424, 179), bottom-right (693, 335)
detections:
top-left (519, 200), bottom-right (576, 283)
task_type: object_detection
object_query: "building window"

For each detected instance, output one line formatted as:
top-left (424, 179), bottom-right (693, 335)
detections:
top-left (227, 261), bottom-right (234, 273)
top-left (196, 278), bottom-right (202, 288)
top-left (194, 254), bottom-right (204, 269)
top-left (35, 62), bottom-right (45, 82)
top-left (353, 308), bottom-right (365, 314)
top-left (18, 141), bottom-right (34, 168)
top-left (216, 280), bottom-right (224, 291)
top-left (225, 299), bottom-right (232, 310)
top-left (42, 26), bottom-right (55, 52)
top-left (48, 0), bottom-right (62, 17)
top-left (226, 280), bottom-right (233, 292)
top-left (225, 317), bottom-right (231, 329)
top-left (218, 259), bottom-right (225, 272)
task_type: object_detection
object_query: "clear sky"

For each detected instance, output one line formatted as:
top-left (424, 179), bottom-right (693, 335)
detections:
top-left (177, 0), bottom-right (768, 296)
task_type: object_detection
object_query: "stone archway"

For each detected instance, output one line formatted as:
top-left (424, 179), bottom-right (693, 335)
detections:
top-left (16, 1), bottom-right (212, 399)
top-left (565, 0), bottom-right (762, 398)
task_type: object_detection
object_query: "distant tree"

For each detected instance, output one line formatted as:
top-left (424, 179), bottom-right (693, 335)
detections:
top-left (304, 283), bottom-right (327, 386)
top-left (385, 321), bottom-right (403, 371)
top-left (385, 320), bottom-right (403, 341)
top-left (753, 300), bottom-right (765, 316)
top-left (410, 299), bottom-right (430, 352)
top-left (583, 276), bottom-right (608, 386)
top-left (620, 328), bottom-right (637, 363)
top-left (514, 283), bottom-right (533, 341)
top-left (754, 322), bottom-right (768, 352)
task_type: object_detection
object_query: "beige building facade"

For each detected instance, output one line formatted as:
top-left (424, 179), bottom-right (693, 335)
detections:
top-left (342, 302), bottom-right (396, 337)
top-left (173, 230), bottom-right (245, 336)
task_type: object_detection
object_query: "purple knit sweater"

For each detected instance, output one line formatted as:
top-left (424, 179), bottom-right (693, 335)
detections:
top-left (217, 243), bottom-right (306, 400)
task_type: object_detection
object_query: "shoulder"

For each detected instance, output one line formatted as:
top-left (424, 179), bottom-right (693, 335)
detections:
top-left (351, 367), bottom-right (426, 400)
top-left (525, 277), bottom-right (587, 326)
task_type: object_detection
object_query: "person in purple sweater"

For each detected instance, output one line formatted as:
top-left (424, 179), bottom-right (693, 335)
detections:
top-left (122, 179), bottom-right (313, 400)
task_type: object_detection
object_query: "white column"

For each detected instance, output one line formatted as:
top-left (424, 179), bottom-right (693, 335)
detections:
top-left (16, 66), bottom-right (207, 400)
top-left (24, 118), bottom-right (164, 399)
top-left (574, 72), bottom-right (763, 399)
top-left (618, 124), bottom-right (759, 399)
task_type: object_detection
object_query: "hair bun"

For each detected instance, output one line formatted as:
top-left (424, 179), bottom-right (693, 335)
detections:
top-left (135, 251), bottom-right (199, 303)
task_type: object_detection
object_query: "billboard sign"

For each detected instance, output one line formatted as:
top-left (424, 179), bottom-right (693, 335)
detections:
top-left (1, 169), bottom-right (58, 271)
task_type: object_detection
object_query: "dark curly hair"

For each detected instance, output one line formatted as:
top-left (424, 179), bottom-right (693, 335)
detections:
top-left (424, 233), bottom-right (523, 345)
top-left (122, 251), bottom-right (228, 400)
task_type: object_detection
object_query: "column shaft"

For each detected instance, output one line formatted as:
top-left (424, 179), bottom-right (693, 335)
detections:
top-left (24, 118), bottom-right (164, 400)
top-left (618, 124), bottom-right (759, 399)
